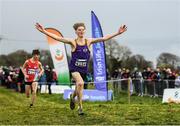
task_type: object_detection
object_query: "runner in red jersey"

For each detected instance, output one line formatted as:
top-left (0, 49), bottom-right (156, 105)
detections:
top-left (22, 49), bottom-right (44, 108)
top-left (25, 60), bottom-right (39, 82)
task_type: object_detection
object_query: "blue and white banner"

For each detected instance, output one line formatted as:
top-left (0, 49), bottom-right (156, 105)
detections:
top-left (64, 89), bottom-right (113, 101)
top-left (91, 11), bottom-right (107, 91)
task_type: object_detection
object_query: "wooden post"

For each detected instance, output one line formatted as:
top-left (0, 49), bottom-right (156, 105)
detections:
top-left (128, 78), bottom-right (131, 104)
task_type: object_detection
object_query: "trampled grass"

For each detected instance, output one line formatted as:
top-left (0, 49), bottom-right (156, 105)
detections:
top-left (0, 86), bottom-right (180, 125)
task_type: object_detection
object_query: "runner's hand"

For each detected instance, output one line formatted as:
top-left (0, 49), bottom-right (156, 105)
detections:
top-left (35, 23), bottom-right (45, 33)
top-left (24, 74), bottom-right (29, 79)
top-left (118, 25), bottom-right (127, 34)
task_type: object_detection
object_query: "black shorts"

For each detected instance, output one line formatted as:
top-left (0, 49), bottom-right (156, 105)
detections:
top-left (70, 71), bottom-right (87, 82)
top-left (79, 72), bottom-right (87, 81)
top-left (25, 82), bottom-right (38, 85)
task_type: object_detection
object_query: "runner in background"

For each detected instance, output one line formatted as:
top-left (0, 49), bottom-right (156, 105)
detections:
top-left (22, 49), bottom-right (44, 108)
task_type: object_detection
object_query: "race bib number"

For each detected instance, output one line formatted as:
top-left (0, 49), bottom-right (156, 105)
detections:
top-left (75, 59), bottom-right (87, 67)
top-left (28, 69), bottom-right (36, 75)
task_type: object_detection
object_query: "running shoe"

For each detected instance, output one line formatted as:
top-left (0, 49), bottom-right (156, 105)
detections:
top-left (78, 108), bottom-right (84, 115)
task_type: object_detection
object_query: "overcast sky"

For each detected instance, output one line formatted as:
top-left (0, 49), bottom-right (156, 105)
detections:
top-left (0, 0), bottom-right (180, 65)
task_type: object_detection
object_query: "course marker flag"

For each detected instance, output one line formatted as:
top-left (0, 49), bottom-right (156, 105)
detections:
top-left (91, 11), bottom-right (107, 91)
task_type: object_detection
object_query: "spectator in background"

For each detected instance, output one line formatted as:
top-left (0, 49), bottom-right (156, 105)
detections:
top-left (52, 69), bottom-right (57, 85)
top-left (161, 68), bottom-right (169, 91)
top-left (167, 68), bottom-right (176, 88)
top-left (153, 68), bottom-right (162, 96)
top-left (121, 68), bottom-right (130, 91)
top-left (1, 67), bottom-right (7, 87)
top-left (117, 68), bottom-right (122, 79)
top-left (175, 74), bottom-right (180, 88)
top-left (84, 72), bottom-right (93, 89)
top-left (161, 68), bottom-right (168, 79)
top-left (45, 65), bottom-right (53, 94)
top-left (0, 66), bottom-right (3, 86)
top-left (131, 67), bottom-right (143, 96)
top-left (112, 69), bottom-right (119, 93)
top-left (38, 71), bottom-right (46, 93)
top-left (4, 67), bottom-right (10, 88)
top-left (7, 68), bottom-right (13, 89)
top-left (147, 68), bottom-right (156, 97)
top-left (112, 69), bottom-right (119, 79)
top-left (17, 66), bottom-right (24, 93)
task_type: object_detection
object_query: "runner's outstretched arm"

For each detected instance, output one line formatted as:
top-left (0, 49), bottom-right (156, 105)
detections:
top-left (88, 25), bottom-right (127, 45)
top-left (35, 23), bottom-right (74, 45)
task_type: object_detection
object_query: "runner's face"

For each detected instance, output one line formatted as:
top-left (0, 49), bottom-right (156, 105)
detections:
top-left (33, 54), bottom-right (40, 61)
top-left (75, 26), bottom-right (85, 38)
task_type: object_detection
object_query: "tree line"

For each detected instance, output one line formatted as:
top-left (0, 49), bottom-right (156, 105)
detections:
top-left (0, 39), bottom-right (180, 76)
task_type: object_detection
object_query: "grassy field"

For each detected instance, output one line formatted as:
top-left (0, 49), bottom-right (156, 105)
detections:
top-left (0, 86), bottom-right (180, 125)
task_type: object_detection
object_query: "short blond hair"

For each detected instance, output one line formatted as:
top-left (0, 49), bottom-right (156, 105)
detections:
top-left (73, 23), bottom-right (86, 30)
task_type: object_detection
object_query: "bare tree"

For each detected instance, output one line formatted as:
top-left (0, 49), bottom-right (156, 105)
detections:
top-left (123, 54), bottom-right (153, 70)
top-left (105, 39), bottom-right (132, 61)
top-left (157, 52), bottom-right (180, 69)
top-left (105, 39), bottom-right (132, 75)
top-left (1, 50), bottom-right (31, 66)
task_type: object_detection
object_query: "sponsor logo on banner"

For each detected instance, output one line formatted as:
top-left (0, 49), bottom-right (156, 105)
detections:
top-left (45, 28), bottom-right (70, 85)
top-left (55, 49), bottom-right (64, 61)
top-left (64, 89), bottom-right (113, 101)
